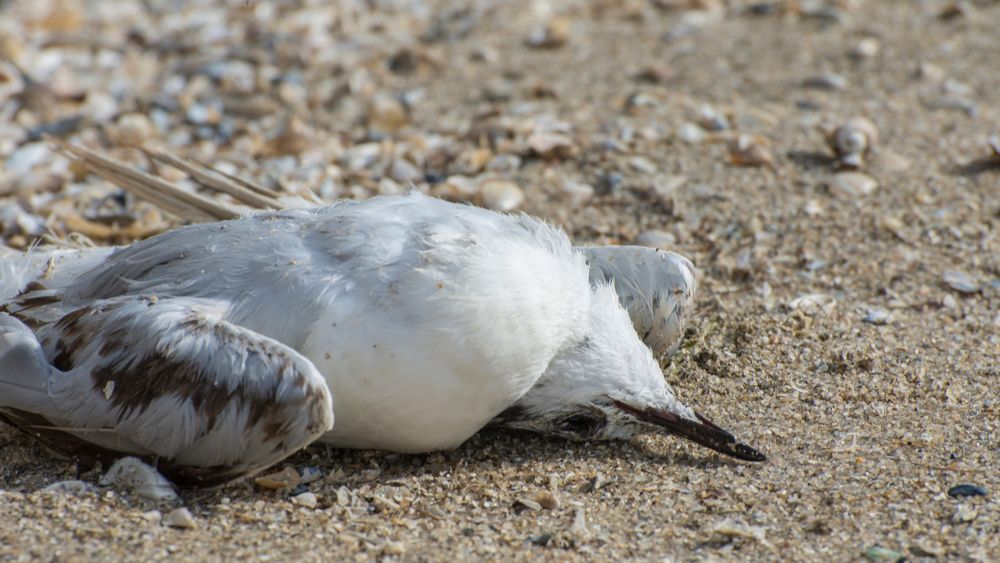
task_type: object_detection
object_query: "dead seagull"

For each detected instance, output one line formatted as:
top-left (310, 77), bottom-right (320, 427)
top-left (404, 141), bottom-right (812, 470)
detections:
top-left (1, 210), bottom-right (761, 488)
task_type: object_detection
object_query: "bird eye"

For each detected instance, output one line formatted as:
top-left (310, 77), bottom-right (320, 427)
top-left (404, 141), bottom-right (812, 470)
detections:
top-left (559, 413), bottom-right (605, 436)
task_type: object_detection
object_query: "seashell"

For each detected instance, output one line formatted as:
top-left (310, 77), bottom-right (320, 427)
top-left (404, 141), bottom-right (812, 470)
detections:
top-left (827, 116), bottom-right (878, 169)
top-left (698, 104), bottom-right (730, 131)
top-left (728, 135), bottom-right (775, 168)
top-left (477, 179), bottom-right (525, 212)
top-left (827, 172), bottom-right (877, 199)
top-left (164, 507), bottom-right (197, 529)
top-left (100, 457), bottom-right (179, 502)
top-left (254, 466), bottom-right (301, 490)
top-left (526, 18), bottom-right (570, 49)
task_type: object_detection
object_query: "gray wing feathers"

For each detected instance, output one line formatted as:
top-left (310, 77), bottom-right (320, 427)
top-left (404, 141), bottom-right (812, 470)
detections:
top-left (579, 246), bottom-right (697, 358)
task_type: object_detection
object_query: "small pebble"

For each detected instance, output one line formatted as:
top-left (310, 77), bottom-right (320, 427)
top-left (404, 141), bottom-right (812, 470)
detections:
top-left (947, 484), bottom-right (987, 498)
top-left (527, 131), bottom-right (576, 159)
top-left (629, 156), bottom-right (657, 175)
top-left (42, 480), bottom-right (94, 495)
top-left (299, 466), bottom-right (323, 485)
top-left (676, 122), bottom-right (705, 144)
top-left (804, 200), bottom-right (823, 216)
top-left (803, 73), bottom-right (848, 91)
top-left (952, 505), bottom-right (977, 523)
top-left (487, 154), bottom-right (521, 174)
top-left (478, 180), bottom-right (525, 212)
top-left (526, 18), bottom-right (570, 49)
top-left (862, 308), bottom-right (891, 325)
top-left (481, 79), bottom-right (515, 102)
top-left (636, 230), bottom-right (675, 249)
top-left (368, 93), bottom-right (408, 131)
top-left (827, 172), bottom-right (877, 198)
top-left (163, 507), bottom-right (197, 530)
top-left (916, 61), bottom-right (945, 82)
top-left (850, 38), bottom-right (880, 60)
top-left (942, 271), bottom-right (980, 294)
top-left (789, 293), bottom-right (836, 316)
top-left (560, 179), bottom-right (594, 207)
top-left (389, 159), bottom-right (423, 184)
top-left (112, 113), bottom-right (154, 145)
top-left (864, 545), bottom-right (904, 562)
top-left (532, 491), bottom-right (559, 510)
top-left (291, 491), bottom-right (318, 508)
top-left (381, 542), bottom-right (406, 556)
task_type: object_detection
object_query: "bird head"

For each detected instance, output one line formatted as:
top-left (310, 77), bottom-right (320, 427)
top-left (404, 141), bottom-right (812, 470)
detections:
top-left (496, 283), bottom-right (765, 462)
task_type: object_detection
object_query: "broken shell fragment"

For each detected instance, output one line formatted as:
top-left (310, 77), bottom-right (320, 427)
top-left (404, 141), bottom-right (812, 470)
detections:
top-left (100, 457), bottom-right (179, 502)
top-left (254, 466), bottom-right (301, 490)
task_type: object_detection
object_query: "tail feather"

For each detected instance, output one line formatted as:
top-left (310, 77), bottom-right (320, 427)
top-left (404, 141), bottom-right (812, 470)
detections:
top-left (1, 246), bottom-right (115, 304)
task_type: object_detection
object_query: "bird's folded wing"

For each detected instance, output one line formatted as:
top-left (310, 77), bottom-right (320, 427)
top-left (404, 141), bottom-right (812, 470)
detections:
top-left (579, 246), bottom-right (697, 358)
top-left (8, 296), bottom-right (334, 484)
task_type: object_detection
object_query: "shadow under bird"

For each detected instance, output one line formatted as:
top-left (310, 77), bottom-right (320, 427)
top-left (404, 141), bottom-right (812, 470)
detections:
top-left (0, 193), bottom-right (763, 485)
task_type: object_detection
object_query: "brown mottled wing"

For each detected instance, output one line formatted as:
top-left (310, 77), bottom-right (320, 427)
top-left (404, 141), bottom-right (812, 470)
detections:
top-left (22, 296), bottom-right (333, 483)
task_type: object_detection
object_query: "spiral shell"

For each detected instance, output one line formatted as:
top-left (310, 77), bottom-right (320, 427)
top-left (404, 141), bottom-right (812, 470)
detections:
top-left (828, 117), bottom-right (878, 169)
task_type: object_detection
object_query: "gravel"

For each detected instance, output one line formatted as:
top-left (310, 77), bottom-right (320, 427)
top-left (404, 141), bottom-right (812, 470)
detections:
top-left (1, 0), bottom-right (998, 560)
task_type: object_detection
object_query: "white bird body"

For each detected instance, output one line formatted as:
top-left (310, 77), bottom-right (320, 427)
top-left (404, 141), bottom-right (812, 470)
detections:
top-left (0, 194), bottom-right (597, 477)
top-left (2, 193), bottom-right (763, 485)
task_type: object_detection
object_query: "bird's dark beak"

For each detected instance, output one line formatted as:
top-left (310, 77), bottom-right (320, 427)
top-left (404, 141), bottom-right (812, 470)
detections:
top-left (613, 401), bottom-right (766, 462)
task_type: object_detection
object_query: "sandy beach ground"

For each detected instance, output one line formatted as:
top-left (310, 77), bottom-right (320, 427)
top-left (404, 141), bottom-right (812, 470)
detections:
top-left (0, 0), bottom-right (997, 560)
